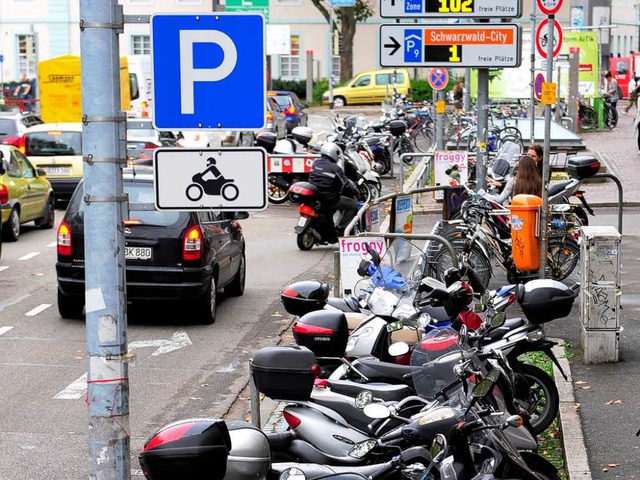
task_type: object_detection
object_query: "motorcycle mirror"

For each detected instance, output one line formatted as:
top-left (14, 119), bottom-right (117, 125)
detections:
top-left (388, 342), bottom-right (410, 357)
top-left (365, 243), bottom-right (381, 266)
top-left (279, 468), bottom-right (307, 480)
top-left (457, 325), bottom-right (468, 346)
top-left (357, 259), bottom-right (373, 277)
top-left (481, 290), bottom-right (492, 305)
top-left (471, 377), bottom-right (495, 399)
top-left (363, 403), bottom-right (391, 419)
top-left (430, 434), bottom-right (448, 462)
top-left (473, 303), bottom-right (486, 313)
top-left (355, 390), bottom-right (374, 409)
top-left (490, 312), bottom-right (507, 328)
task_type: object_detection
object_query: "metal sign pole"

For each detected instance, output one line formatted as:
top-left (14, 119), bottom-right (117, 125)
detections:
top-left (328, 4), bottom-right (334, 109)
top-left (476, 69), bottom-right (488, 191)
top-left (81, 0), bottom-right (130, 477)
top-left (539, 14), bottom-right (555, 278)
top-left (530, 2), bottom-right (537, 143)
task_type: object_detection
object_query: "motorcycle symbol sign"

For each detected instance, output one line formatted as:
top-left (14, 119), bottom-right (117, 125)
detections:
top-left (185, 157), bottom-right (240, 202)
top-left (154, 147), bottom-right (267, 211)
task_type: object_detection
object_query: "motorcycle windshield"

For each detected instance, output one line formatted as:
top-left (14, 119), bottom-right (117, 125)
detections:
top-left (409, 327), bottom-right (468, 402)
top-left (360, 239), bottom-right (427, 318)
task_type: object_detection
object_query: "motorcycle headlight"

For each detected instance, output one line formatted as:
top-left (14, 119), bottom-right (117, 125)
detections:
top-left (348, 439), bottom-right (377, 459)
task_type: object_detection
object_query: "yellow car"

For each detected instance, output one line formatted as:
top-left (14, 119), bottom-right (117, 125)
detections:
top-left (322, 68), bottom-right (412, 107)
top-left (0, 144), bottom-right (55, 242)
top-left (20, 122), bottom-right (83, 204)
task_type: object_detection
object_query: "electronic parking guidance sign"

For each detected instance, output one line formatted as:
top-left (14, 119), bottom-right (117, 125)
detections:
top-left (380, 0), bottom-right (522, 18)
top-left (379, 24), bottom-right (521, 68)
top-left (151, 13), bottom-right (266, 130)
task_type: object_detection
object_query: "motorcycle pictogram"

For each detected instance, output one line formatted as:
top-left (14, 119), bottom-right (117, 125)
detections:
top-left (185, 157), bottom-right (240, 202)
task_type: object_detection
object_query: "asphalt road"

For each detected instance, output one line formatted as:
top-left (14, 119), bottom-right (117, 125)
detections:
top-left (0, 112), bottom-right (349, 479)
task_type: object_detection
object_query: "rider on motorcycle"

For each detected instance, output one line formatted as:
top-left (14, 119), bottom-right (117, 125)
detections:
top-left (309, 142), bottom-right (359, 235)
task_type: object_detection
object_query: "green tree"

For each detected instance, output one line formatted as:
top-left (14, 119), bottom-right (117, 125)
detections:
top-left (310, 0), bottom-right (374, 82)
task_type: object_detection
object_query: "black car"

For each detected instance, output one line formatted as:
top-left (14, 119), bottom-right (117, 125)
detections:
top-left (56, 169), bottom-right (247, 324)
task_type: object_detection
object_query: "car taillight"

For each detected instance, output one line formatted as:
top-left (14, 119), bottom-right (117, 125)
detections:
top-left (17, 134), bottom-right (26, 155)
top-left (183, 226), bottom-right (202, 261)
top-left (286, 106), bottom-right (296, 115)
top-left (266, 112), bottom-right (273, 122)
top-left (0, 184), bottom-right (8, 204)
top-left (57, 221), bottom-right (72, 256)
top-left (299, 205), bottom-right (317, 217)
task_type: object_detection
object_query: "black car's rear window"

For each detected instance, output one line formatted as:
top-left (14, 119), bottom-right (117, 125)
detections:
top-left (75, 181), bottom-right (186, 227)
top-left (26, 130), bottom-right (82, 156)
top-left (0, 119), bottom-right (18, 138)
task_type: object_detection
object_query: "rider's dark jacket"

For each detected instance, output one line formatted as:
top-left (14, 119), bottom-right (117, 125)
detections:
top-left (309, 156), bottom-right (354, 204)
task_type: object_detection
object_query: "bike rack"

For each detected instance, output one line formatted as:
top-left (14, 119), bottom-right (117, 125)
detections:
top-left (591, 173), bottom-right (624, 234)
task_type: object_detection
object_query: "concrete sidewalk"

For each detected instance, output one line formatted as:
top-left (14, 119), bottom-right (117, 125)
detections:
top-left (246, 107), bottom-right (640, 479)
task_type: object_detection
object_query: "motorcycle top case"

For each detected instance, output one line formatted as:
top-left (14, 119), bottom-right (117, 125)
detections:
top-left (517, 279), bottom-right (577, 324)
top-left (139, 418), bottom-right (231, 480)
top-left (388, 119), bottom-right (407, 136)
top-left (250, 345), bottom-right (318, 401)
top-left (293, 309), bottom-right (349, 358)
top-left (281, 280), bottom-right (330, 316)
top-left (255, 131), bottom-right (277, 152)
top-left (225, 421), bottom-right (271, 480)
top-left (566, 155), bottom-right (601, 180)
top-left (288, 181), bottom-right (318, 204)
top-left (292, 126), bottom-right (313, 145)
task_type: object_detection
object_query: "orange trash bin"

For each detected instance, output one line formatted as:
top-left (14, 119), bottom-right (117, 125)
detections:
top-left (507, 194), bottom-right (543, 272)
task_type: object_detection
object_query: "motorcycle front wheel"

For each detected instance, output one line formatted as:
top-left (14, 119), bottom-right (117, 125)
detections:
top-left (186, 183), bottom-right (204, 201)
top-left (297, 231), bottom-right (315, 251)
top-left (513, 363), bottom-right (560, 435)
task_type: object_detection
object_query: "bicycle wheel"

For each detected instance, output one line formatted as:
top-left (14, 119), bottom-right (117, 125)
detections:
top-left (498, 126), bottom-right (522, 140)
top-left (604, 105), bottom-right (618, 129)
top-left (497, 134), bottom-right (524, 154)
top-left (546, 238), bottom-right (580, 284)
top-left (580, 106), bottom-right (597, 130)
top-left (429, 241), bottom-right (493, 291)
top-left (411, 126), bottom-right (435, 153)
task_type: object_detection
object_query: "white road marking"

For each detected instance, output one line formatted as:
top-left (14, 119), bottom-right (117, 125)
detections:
top-left (0, 326), bottom-right (14, 336)
top-left (18, 252), bottom-right (40, 261)
top-left (0, 266), bottom-right (8, 272)
top-left (54, 331), bottom-right (193, 399)
top-left (54, 373), bottom-right (87, 400)
top-left (25, 304), bottom-right (52, 316)
top-left (0, 294), bottom-right (31, 312)
top-left (47, 242), bottom-right (57, 248)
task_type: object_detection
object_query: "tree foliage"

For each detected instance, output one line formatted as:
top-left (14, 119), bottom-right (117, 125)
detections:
top-left (309, 0), bottom-right (374, 82)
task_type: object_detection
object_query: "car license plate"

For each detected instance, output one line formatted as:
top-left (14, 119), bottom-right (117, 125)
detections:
top-left (45, 166), bottom-right (71, 176)
top-left (297, 217), bottom-right (308, 227)
top-left (125, 246), bottom-right (152, 260)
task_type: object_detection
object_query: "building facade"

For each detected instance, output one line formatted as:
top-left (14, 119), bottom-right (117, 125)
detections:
top-left (0, 0), bottom-right (634, 88)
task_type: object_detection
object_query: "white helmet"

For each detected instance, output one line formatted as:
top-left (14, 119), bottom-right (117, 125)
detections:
top-left (320, 142), bottom-right (341, 162)
top-left (274, 139), bottom-right (295, 154)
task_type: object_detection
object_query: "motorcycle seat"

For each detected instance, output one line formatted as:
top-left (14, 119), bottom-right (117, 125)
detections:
top-left (548, 180), bottom-right (573, 196)
top-left (327, 296), bottom-right (363, 314)
top-left (327, 379), bottom-right (413, 403)
top-left (350, 358), bottom-right (413, 385)
top-left (483, 317), bottom-right (528, 342)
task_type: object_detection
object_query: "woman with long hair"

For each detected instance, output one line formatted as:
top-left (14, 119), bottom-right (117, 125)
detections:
top-left (482, 155), bottom-right (542, 204)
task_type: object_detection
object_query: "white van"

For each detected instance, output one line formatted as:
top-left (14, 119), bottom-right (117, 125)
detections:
top-left (127, 55), bottom-right (153, 118)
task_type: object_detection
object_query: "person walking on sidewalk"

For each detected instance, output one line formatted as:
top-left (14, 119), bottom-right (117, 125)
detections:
top-left (604, 71), bottom-right (620, 109)
top-left (625, 76), bottom-right (640, 114)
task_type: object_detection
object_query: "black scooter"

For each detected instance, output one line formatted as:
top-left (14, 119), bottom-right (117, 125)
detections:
top-left (289, 181), bottom-right (359, 251)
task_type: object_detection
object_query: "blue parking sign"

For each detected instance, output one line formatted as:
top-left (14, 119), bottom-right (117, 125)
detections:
top-left (151, 14), bottom-right (266, 130)
top-left (403, 30), bottom-right (422, 63)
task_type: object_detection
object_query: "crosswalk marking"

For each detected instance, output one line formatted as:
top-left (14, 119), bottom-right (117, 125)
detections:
top-left (25, 304), bottom-right (52, 316)
top-left (18, 252), bottom-right (41, 261)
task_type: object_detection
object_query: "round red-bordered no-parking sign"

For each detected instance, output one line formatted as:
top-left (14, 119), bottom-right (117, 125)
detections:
top-left (536, 18), bottom-right (563, 59)
top-left (534, 73), bottom-right (545, 100)
top-left (537, 0), bottom-right (562, 15)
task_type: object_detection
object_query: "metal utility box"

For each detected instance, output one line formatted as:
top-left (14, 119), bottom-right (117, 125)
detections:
top-left (579, 226), bottom-right (622, 364)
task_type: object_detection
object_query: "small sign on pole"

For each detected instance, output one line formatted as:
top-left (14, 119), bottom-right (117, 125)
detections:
top-left (535, 18), bottom-right (563, 59)
top-left (536, 0), bottom-right (563, 16)
top-left (534, 72), bottom-right (545, 100)
top-left (541, 82), bottom-right (557, 104)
